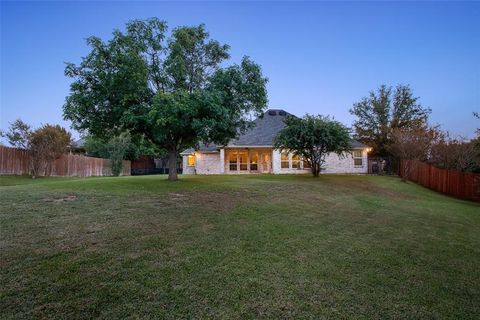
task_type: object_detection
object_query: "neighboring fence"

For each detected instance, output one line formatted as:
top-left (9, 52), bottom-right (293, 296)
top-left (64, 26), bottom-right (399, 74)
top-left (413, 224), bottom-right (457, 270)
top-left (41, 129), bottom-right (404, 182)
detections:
top-left (400, 159), bottom-right (480, 202)
top-left (0, 146), bottom-right (30, 175)
top-left (0, 146), bottom-right (130, 177)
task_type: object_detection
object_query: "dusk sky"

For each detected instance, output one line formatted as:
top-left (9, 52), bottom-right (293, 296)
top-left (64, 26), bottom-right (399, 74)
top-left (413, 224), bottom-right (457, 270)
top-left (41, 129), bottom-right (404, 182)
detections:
top-left (1, 1), bottom-right (479, 141)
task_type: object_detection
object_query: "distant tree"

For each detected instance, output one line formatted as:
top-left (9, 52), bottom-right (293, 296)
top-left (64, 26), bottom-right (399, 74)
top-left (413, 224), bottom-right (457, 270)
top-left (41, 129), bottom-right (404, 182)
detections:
top-left (0, 119), bottom-right (32, 149)
top-left (1, 120), bottom-right (71, 178)
top-left (350, 85), bottom-right (431, 164)
top-left (64, 18), bottom-right (268, 181)
top-left (429, 131), bottom-right (480, 173)
top-left (29, 125), bottom-right (72, 177)
top-left (104, 133), bottom-right (131, 176)
top-left (474, 112), bottom-right (480, 138)
top-left (274, 115), bottom-right (352, 177)
top-left (390, 125), bottom-right (438, 181)
top-left (83, 135), bottom-right (106, 158)
top-left (84, 133), bottom-right (163, 160)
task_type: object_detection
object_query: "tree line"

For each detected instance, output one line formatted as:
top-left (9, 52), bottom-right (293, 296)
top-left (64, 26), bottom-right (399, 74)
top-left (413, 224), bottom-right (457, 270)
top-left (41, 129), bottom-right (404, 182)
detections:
top-left (2, 18), bottom-right (478, 179)
top-left (350, 84), bottom-right (480, 176)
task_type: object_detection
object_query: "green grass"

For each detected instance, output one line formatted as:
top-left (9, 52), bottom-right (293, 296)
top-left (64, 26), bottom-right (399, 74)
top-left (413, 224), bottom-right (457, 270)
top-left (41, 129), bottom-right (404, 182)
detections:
top-left (1, 174), bottom-right (479, 319)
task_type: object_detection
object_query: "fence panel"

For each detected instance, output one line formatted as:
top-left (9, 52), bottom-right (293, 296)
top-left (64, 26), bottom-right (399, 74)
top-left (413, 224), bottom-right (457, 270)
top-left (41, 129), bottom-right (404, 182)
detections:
top-left (0, 146), bottom-right (131, 177)
top-left (400, 159), bottom-right (480, 202)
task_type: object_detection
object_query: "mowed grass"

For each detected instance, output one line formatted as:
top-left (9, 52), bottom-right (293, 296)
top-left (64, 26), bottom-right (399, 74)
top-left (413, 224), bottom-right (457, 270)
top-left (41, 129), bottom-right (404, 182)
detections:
top-left (1, 174), bottom-right (479, 319)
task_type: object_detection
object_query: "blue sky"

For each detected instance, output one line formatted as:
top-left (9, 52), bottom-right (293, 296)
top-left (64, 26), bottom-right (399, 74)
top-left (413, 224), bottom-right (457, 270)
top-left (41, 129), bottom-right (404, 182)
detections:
top-left (1, 1), bottom-right (479, 140)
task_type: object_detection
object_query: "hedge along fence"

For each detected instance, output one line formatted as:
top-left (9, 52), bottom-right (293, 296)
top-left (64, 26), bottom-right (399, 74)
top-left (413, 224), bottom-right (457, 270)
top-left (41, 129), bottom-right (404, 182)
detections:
top-left (0, 145), bottom-right (130, 177)
top-left (400, 159), bottom-right (480, 202)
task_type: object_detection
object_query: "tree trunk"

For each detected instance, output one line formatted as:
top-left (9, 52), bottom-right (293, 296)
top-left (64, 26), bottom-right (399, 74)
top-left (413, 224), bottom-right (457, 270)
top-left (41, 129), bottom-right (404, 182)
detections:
top-left (168, 147), bottom-right (178, 181)
top-left (311, 162), bottom-right (320, 177)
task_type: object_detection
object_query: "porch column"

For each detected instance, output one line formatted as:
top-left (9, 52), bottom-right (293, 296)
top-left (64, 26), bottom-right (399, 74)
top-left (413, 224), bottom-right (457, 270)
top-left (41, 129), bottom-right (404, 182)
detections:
top-left (219, 148), bottom-right (225, 173)
top-left (272, 149), bottom-right (281, 174)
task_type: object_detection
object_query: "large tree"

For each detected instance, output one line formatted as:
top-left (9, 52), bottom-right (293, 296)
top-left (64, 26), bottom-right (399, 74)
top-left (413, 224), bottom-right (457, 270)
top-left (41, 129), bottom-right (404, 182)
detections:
top-left (350, 85), bottom-right (431, 160)
top-left (64, 19), bottom-right (268, 180)
top-left (274, 115), bottom-right (352, 177)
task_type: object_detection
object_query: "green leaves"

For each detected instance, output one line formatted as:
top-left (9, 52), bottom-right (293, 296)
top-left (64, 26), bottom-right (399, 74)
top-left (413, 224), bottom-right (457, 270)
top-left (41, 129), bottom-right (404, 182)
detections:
top-left (274, 115), bottom-right (351, 176)
top-left (64, 19), bottom-right (268, 180)
top-left (350, 84), bottom-right (431, 158)
top-left (0, 119), bottom-right (32, 150)
top-left (164, 24), bottom-right (230, 93)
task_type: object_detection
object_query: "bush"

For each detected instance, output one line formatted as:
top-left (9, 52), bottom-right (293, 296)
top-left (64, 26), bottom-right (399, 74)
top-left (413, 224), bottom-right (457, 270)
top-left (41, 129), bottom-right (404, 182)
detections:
top-left (30, 125), bottom-right (72, 177)
top-left (105, 133), bottom-right (131, 176)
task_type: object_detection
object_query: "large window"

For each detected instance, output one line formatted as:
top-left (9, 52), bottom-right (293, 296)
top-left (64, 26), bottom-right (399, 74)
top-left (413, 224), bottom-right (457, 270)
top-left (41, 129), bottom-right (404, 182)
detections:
top-left (250, 153), bottom-right (258, 171)
top-left (187, 155), bottom-right (195, 167)
top-left (229, 152), bottom-right (237, 171)
top-left (239, 152), bottom-right (248, 171)
top-left (292, 154), bottom-right (301, 169)
top-left (281, 152), bottom-right (290, 168)
top-left (353, 150), bottom-right (363, 167)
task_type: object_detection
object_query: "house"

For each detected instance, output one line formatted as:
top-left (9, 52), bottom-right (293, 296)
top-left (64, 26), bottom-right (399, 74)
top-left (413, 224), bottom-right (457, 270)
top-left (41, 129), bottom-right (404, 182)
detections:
top-left (180, 109), bottom-right (369, 175)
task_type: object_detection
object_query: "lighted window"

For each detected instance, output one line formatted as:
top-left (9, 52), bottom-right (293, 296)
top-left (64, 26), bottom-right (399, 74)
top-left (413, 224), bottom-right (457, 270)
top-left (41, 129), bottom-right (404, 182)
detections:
top-left (353, 150), bottom-right (363, 167)
top-left (303, 158), bottom-right (311, 169)
top-left (239, 152), bottom-right (248, 171)
top-left (187, 155), bottom-right (195, 167)
top-left (229, 152), bottom-right (237, 171)
top-left (250, 153), bottom-right (258, 171)
top-left (292, 154), bottom-right (301, 169)
top-left (281, 152), bottom-right (289, 169)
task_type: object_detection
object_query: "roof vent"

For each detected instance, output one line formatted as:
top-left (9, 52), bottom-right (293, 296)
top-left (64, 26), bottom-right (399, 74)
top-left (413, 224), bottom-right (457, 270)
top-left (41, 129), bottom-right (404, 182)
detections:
top-left (278, 110), bottom-right (286, 116)
top-left (268, 110), bottom-right (277, 116)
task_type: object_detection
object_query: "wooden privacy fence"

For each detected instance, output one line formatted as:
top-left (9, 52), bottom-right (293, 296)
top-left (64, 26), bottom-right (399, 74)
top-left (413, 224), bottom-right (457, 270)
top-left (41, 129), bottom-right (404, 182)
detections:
top-left (0, 146), bottom-right (130, 177)
top-left (400, 159), bottom-right (480, 202)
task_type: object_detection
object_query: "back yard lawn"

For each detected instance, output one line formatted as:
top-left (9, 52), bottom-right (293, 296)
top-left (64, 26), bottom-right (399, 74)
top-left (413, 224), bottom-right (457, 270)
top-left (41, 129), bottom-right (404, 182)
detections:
top-left (1, 174), bottom-right (479, 319)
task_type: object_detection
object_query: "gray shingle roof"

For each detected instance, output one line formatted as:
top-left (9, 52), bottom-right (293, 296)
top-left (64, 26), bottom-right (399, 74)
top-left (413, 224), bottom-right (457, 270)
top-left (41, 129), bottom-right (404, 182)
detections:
top-left (180, 109), bottom-right (368, 154)
top-left (180, 142), bottom-right (219, 155)
top-left (228, 109), bottom-right (292, 146)
top-left (351, 140), bottom-right (367, 148)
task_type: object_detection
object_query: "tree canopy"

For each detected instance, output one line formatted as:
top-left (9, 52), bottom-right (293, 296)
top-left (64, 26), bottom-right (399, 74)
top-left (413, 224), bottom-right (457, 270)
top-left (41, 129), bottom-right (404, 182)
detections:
top-left (1, 120), bottom-right (71, 177)
top-left (274, 115), bottom-right (352, 177)
top-left (0, 119), bottom-right (32, 150)
top-left (64, 18), bottom-right (268, 180)
top-left (350, 85), bottom-right (431, 159)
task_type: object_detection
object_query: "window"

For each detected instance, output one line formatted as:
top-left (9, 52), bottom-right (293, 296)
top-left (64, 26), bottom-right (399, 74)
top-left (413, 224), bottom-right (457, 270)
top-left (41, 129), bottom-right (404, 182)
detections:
top-left (250, 153), bottom-right (258, 171)
top-left (353, 150), bottom-right (363, 167)
top-left (187, 155), bottom-right (195, 167)
top-left (303, 158), bottom-right (311, 169)
top-left (281, 152), bottom-right (289, 169)
top-left (229, 152), bottom-right (237, 171)
top-left (292, 154), bottom-right (301, 169)
top-left (239, 152), bottom-right (248, 171)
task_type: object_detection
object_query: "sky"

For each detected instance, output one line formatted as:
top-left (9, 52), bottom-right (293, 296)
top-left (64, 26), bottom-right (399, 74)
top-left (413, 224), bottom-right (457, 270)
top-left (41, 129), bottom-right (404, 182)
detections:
top-left (1, 1), bottom-right (479, 142)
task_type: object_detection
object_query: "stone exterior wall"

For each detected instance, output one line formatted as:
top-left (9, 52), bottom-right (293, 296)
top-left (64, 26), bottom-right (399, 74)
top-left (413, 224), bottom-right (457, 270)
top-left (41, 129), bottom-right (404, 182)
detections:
top-left (184, 148), bottom-right (368, 175)
top-left (182, 155), bottom-right (195, 174)
top-left (195, 153), bottom-right (221, 175)
top-left (273, 149), bottom-right (368, 174)
top-left (322, 150), bottom-right (368, 174)
top-left (272, 149), bottom-right (310, 174)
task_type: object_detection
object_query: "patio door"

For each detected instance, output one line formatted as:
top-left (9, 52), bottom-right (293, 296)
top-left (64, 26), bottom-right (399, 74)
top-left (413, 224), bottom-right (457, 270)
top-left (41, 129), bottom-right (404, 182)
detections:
top-left (261, 153), bottom-right (270, 173)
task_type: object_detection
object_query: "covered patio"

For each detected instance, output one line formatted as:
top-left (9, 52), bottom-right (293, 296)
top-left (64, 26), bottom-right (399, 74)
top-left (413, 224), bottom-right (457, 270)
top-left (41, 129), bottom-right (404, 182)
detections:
top-left (223, 148), bottom-right (272, 174)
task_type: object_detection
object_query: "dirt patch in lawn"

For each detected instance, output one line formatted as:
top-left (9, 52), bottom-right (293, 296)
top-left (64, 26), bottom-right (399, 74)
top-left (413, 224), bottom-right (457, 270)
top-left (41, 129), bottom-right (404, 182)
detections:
top-left (42, 195), bottom-right (77, 203)
top-left (119, 190), bottom-right (254, 216)
top-left (168, 190), bottom-right (254, 213)
top-left (331, 178), bottom-right (417, 200)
